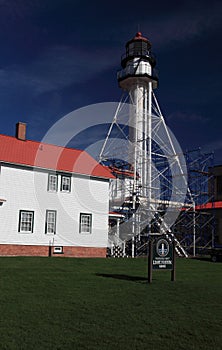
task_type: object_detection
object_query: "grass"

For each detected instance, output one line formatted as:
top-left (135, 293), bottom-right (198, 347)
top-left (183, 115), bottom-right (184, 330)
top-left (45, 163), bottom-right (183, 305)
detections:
top-left (0, 257), bottom-right (222, 350)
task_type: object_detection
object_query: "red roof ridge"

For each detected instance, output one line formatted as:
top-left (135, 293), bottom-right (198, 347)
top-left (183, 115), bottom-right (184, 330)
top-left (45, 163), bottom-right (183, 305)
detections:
top-left (0, 133), bottom-right (83, 152)
top-left (0, 134), bottom-right (115, 179)
top-left (195, 201), bottom-right (222, 210)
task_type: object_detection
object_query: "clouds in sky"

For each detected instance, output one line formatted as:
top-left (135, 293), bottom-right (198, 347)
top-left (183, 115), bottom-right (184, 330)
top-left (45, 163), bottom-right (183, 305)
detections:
top-left (143, 2), bottom-right (222, 49)
top-left (0, 44), bottom-right (117, 97)
top-left (202, 139), bottom-right (222, 154)
top-left (0, 0), bottom-right (221, 100)
top-left (168, 111), bottom-right (209, 124)
top-left (0, 0), bottom-right (221, 163)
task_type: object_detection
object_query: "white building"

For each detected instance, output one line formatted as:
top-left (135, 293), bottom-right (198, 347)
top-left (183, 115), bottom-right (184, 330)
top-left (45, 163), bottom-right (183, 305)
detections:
top-left (0, 122), bottom-right (114, 257)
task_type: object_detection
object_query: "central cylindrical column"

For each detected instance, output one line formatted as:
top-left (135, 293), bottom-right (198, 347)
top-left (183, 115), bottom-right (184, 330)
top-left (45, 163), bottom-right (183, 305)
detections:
top-left (128, 80), bottom-right (152, 198)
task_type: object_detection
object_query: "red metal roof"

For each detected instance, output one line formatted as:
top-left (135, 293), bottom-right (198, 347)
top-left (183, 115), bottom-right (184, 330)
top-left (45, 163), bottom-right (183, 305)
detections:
top-left (126, 32), bottom-right (151, 46)
top-left (107, 165), bottom-right (136, 179)
top-left (133, 31), bottom-right (149, 42)
top-left (195, 202), bottom-right (222, 210)
top-left (0, 134), bottom-right (115, 179)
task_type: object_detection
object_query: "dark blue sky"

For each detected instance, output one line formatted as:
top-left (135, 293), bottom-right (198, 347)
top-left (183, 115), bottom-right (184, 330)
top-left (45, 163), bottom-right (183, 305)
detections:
top-left (0, 0), bottom-right (222, 164)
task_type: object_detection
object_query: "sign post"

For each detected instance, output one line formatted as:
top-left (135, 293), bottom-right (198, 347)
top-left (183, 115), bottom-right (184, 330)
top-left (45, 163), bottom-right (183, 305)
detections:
top-left (148, 235), bottom-right (176, 283)
top-left (148, 239), bottom-right (153, 283)
top-left (171, 240), bottom-right (176, 282)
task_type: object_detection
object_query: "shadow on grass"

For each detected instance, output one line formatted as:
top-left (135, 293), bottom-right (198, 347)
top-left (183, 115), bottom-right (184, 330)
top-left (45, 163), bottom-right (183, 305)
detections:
top-left (95, 273), bottom-right (148, 283)
top-left (193, 256), bottom-right (222, 263)
top-left (193, 256), bottom-right (211, 262)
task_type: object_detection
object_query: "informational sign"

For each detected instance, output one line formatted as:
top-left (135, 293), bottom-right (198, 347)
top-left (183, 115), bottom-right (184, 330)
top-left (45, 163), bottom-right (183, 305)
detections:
top-left (148, 235), bottom-right (176, 283)
top-left (152, 236), bottom-right (173, 270)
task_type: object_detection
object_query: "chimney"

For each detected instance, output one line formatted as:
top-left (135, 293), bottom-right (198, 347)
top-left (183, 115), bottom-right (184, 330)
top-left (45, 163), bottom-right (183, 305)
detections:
top-left (16, 122), bottom-right (26, 141)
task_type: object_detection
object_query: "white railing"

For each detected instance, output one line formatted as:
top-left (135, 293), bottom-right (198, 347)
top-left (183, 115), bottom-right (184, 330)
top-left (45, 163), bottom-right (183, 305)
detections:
top-left (117, 63), bottom-right (152, 80)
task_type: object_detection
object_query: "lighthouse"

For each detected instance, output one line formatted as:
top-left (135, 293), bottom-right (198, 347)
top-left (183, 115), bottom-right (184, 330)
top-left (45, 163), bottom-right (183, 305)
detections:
top-left (101, 32), bottom-right (189, 258)
top-left (117, 32), bottom-right (158, 200)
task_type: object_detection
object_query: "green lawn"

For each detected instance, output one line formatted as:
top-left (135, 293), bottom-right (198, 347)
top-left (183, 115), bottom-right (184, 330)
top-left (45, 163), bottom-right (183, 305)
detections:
top-left (0, 257), bottom-right (222, 350)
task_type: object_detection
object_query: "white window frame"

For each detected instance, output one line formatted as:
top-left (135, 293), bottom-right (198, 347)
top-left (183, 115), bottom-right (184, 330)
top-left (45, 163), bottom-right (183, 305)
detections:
top-left (45, 210), bottom-right (57, 234)
top-left (53, 246), bottom-right (63, 254)
top-left (79, 213), bottom-right (92, 234)
top-left (19, 210), bottom-right (34, 233)
top-left (48, 174), bottom-right (58, 192)
top-left (61, 175), bottom-right (71, 192)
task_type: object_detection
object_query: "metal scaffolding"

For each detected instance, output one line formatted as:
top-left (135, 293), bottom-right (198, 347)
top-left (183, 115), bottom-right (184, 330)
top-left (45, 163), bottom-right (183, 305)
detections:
top-left (172, 149), bottom-right (215, 256)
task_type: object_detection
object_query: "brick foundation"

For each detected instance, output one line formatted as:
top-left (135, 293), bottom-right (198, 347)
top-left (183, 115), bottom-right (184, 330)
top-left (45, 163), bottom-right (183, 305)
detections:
top-left (0, 244), bottom-right (106, 258)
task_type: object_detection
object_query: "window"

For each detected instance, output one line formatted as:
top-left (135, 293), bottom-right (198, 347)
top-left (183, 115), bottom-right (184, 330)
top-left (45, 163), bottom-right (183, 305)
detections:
top-left (61, 175), bottom-right (71, 192)
top-left (48, 174), bottom-right (58, 192)
top-left (79, 213), bottom-right (92, 234)
top-left (45, 210), bottom-right (57, 234)
top-left (53, 246), bottom-right (63, 254)
top-left (19, 210), bottom-right (34, 233)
